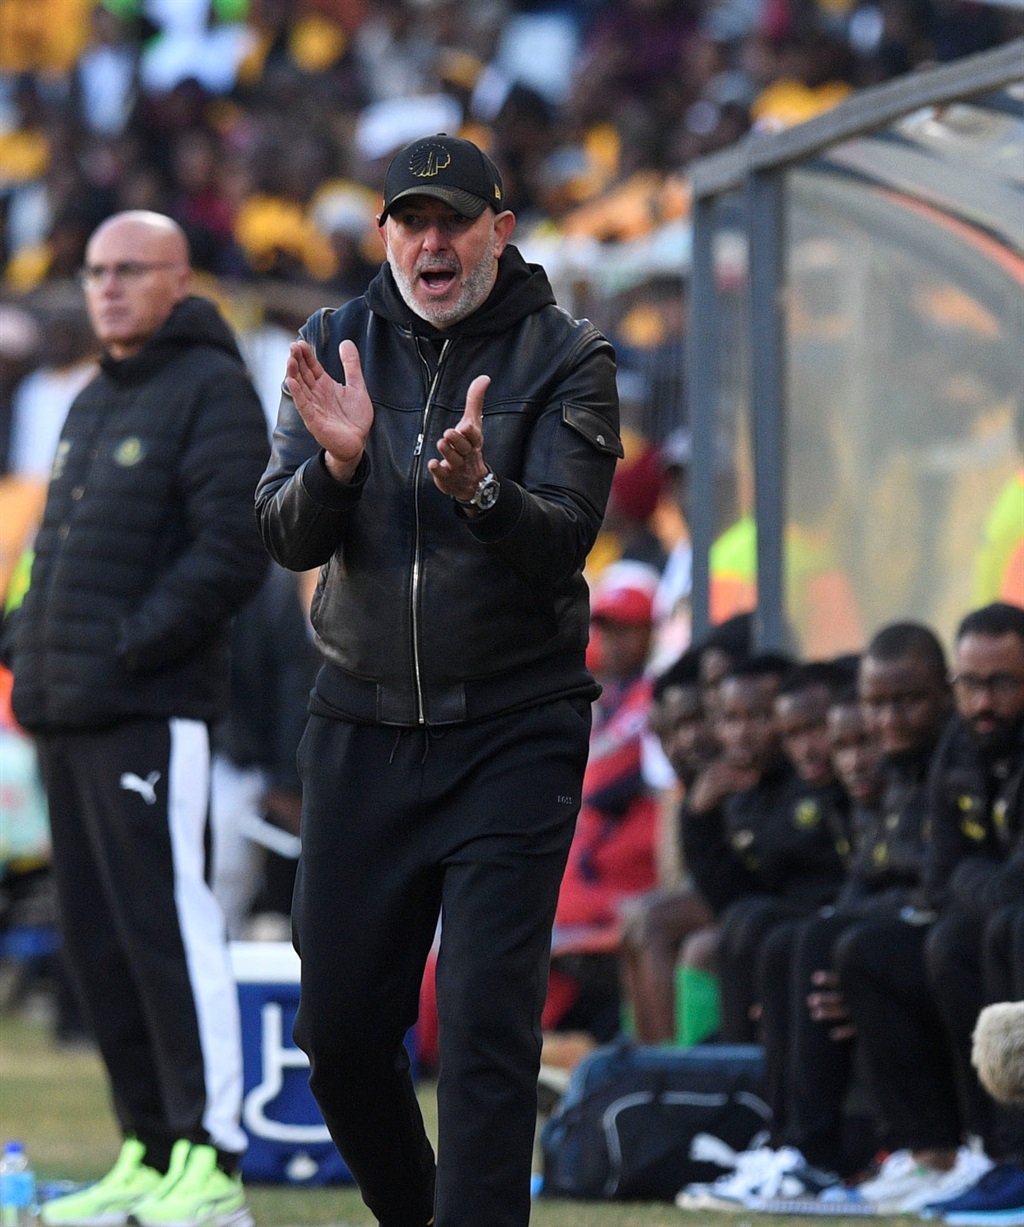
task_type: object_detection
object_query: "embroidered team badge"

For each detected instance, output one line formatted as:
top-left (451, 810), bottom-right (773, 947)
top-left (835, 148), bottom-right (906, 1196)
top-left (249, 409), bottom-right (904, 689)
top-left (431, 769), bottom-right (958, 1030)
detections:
top-left (793, 799), bottom-right (821, 829)
top-left (115, 437), bottom-right (145, 466)
top-left (409, 142), bottom-right (452, 179)
top-left (958, 794), bottom-right (986, 842)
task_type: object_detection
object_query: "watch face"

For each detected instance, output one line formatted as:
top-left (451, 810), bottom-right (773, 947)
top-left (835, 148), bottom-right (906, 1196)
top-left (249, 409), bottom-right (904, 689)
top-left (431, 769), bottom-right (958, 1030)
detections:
top-left (475, 475), bottom-right (499, 509)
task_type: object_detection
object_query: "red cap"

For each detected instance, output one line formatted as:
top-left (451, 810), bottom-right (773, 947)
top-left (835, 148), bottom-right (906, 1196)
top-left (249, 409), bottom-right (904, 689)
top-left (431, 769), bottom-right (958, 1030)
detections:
top-left (590, 560), bottom-right (660, 626)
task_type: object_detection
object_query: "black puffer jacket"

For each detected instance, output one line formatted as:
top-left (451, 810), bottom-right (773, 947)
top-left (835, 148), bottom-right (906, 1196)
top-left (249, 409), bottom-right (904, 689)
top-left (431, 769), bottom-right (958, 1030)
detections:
top-left (255, 246), bottom-right (622, 727)
top-left (8, 296), bottom-right (269, 731)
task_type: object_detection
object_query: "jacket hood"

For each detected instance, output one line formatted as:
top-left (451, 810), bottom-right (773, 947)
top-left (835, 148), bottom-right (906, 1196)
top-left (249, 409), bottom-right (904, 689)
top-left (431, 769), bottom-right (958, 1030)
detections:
top-left (365, 244), bottom-right (557, 338)
top-left (100, 295), bottom-right (245, 383)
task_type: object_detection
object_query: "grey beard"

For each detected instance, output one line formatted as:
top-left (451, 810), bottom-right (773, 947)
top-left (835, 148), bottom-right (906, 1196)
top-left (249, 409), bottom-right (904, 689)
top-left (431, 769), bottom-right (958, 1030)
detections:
top-left (392, 257), bottom-right (495, 327)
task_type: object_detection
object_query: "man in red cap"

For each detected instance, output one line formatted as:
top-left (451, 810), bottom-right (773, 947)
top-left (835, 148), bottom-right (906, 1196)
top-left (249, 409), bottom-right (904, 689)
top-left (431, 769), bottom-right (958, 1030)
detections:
top-left (545, 562), bottom-right (662, 1040)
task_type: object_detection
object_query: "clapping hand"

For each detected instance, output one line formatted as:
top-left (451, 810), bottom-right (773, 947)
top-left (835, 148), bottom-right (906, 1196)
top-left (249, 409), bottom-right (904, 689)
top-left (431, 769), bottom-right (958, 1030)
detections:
top-left (427, 374), bottom-right (491, 505)
top-left (286, 338), bottom-right (373, 483)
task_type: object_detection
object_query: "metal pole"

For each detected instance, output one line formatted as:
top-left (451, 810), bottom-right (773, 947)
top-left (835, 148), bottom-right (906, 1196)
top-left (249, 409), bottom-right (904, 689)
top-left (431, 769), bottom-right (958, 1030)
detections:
top-left (747, 169), bottom-right (788, 651)
top-left (687, 193), bottom-right (719, 645)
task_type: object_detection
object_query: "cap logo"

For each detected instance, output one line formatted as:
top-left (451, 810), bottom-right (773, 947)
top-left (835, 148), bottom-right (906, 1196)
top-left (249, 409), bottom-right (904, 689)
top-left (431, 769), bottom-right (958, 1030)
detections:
top-left (409, 141), bottom-right (452, 179)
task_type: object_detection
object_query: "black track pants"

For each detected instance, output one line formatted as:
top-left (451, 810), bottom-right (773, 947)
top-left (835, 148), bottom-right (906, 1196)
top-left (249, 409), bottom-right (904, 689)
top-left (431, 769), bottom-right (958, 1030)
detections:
top-left (927, 907), bottom-right (1024, 1162)
top-left (716, 894), bottom-right (817, 1042)
top-left (983, 903), bottom-right (1024, 1002)
top-left (836, 917), bottom-right (961, 1151)
top-left (291, 699), bottom-right (590, 1227)
top-left (36, 719), bottom-right (245, 1157)
top-left (779, 912), bottom-right (868, 1174)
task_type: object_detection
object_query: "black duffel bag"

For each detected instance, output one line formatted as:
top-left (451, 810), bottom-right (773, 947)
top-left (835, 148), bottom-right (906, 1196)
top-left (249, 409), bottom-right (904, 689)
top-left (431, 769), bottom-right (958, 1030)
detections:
top-left (539, 1040), bottom-right (771, 1201)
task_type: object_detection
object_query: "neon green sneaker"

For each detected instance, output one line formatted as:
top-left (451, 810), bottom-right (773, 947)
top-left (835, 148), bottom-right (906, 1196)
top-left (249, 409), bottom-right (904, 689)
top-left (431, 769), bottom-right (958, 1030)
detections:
top-left (41, 1138), bottom-right (163, 1226)
top-left (128, 1141), bottom-right (253, 1227)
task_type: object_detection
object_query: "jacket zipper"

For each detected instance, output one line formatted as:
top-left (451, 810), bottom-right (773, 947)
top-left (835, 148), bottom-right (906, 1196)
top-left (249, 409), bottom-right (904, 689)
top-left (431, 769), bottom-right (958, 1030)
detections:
top-left (411, 336), bottom-right (451, 723)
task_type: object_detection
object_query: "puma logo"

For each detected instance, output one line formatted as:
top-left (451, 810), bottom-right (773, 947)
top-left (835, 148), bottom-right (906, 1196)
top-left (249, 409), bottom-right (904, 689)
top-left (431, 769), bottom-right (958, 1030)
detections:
top-left (120, 771), bottom-right (161, 805)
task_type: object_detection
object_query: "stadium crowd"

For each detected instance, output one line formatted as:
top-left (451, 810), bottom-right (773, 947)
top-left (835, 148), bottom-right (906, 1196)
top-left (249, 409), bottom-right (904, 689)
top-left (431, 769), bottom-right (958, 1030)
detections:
top-left (1, 0), bottom-right (1021, 436)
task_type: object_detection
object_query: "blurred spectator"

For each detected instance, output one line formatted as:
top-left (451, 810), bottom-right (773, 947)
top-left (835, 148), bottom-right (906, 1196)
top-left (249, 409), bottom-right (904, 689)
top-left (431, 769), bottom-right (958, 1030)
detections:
top-left (0, 0), bottom-right (93, 77)
top-left (71, 3), bottom-right (141, 138)
top-left (7, 296), bottom-right (97, 480)
top-left (167, 126), bottom-right (247, 275)
top-left (545, 560), bottom-right (663, 1042)
top-left (308, 177), bottom-right (381, 297)
top-left (0, 301), bottom-right (41, 472)
top-left (597, 427), bottom-right (670, 574)
top-left (210, 562), bottom-right (318, 939)
top-left (710, 659), bottom-right (850, 1044)
top-left (619, 645), bottom-right (718, 1043)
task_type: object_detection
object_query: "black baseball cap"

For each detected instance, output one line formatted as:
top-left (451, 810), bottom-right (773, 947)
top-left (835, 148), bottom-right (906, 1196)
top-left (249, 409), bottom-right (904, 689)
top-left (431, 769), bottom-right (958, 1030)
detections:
top-left (378, 134), bottom-right (504, 224)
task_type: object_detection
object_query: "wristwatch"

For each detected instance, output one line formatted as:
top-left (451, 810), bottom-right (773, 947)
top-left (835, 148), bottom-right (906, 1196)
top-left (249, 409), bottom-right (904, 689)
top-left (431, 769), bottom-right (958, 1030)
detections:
top-left (456, 470), bottom-right (499, 512)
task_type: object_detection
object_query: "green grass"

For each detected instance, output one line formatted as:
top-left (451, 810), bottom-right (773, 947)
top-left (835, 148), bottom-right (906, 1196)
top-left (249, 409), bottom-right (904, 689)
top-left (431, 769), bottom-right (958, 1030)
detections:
top-left (0, 1011), bottom-right (916, 1226)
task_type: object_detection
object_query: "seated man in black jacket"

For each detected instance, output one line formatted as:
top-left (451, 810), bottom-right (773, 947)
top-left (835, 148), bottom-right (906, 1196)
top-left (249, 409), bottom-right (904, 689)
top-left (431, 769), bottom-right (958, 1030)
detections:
top-left (837, 602), bottom-right (1024, 1217)
top-left (682, 656), bottom-right (850, 1051)
top-left (835, 602), bottom-right (1024, 1218)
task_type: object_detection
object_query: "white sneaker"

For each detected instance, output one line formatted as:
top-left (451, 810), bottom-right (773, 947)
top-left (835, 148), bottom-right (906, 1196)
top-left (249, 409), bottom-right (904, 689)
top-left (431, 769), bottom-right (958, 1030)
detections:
top-left (856, 1147), bottom-right (994, 1214)
top-left (743, 1147), bottom-right (844, 1204)
top-left (676, 1146), bottom-right (807, 1210)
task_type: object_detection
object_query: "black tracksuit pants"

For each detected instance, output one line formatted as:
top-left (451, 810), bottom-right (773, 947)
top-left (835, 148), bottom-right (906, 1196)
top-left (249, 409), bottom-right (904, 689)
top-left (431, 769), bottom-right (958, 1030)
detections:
top-left (36, 718), bottom-right (246, 1162)
top-left (291, 698), bottom-right (591, 1227)
top-left (927, 907), bottom-right (1024, 1163)
top-left (716, 894), bottom-right (821, 1042)
top-left (983, 902), bottom-right (1024, 1002)
top-left (758, 912), bottom-right (876, 1176)
top-left (836, 917), bottom-right (962, 1152)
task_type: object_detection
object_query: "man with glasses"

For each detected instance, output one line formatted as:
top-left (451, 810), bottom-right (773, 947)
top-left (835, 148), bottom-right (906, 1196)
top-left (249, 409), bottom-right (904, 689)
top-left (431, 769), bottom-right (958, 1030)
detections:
top-left (3, 211), bottom-right (269, 1227)
top-left (836, 603), bottom-right (1024, 1217)
top-left (918, 601), bottom-right (1024, 1220)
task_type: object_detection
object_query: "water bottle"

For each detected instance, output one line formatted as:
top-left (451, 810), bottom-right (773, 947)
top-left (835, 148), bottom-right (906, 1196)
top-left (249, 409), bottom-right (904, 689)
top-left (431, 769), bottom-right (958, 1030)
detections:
top-left (0, 1141), bottom-right (36, 1226)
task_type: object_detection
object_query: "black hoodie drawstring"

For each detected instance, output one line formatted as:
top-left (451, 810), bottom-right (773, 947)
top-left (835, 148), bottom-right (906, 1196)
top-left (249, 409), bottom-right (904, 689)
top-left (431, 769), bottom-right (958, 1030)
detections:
top-left (387, 726), bottom-right (449, 765)
top-left (389, 728), bottom-right (403, 765)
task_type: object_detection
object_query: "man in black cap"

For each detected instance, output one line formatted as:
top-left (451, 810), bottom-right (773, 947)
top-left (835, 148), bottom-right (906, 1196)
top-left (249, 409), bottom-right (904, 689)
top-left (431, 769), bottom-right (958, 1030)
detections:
top-left (256, 135), bottom-right (622, 1226)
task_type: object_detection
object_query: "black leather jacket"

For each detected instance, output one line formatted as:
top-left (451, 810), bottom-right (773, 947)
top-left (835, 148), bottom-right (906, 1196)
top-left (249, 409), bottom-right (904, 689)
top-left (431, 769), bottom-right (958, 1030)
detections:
top-left (255, 247), bottom-right (622, 727)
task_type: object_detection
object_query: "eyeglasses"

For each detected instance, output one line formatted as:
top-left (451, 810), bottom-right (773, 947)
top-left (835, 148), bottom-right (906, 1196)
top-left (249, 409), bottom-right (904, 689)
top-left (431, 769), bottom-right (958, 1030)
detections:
top-left (951, 672), bottom-right (1024, 699)
top-left (78, 261), bottom-right (182, 287)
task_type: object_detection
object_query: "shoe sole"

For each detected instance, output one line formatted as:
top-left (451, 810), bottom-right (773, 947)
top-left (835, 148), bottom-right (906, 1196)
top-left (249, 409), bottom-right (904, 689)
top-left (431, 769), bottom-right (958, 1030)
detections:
top-left (129, 1208), bottom-right (253, 1227)
top-left (42, 1210), bottom-right (136, 1227)
top-left (674, 1192), bottom-right (748, 1212)
top-left (744, 1195), bottom-right (876, 1216)
top-left (43, 1207), bottom-right (141, 1227)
